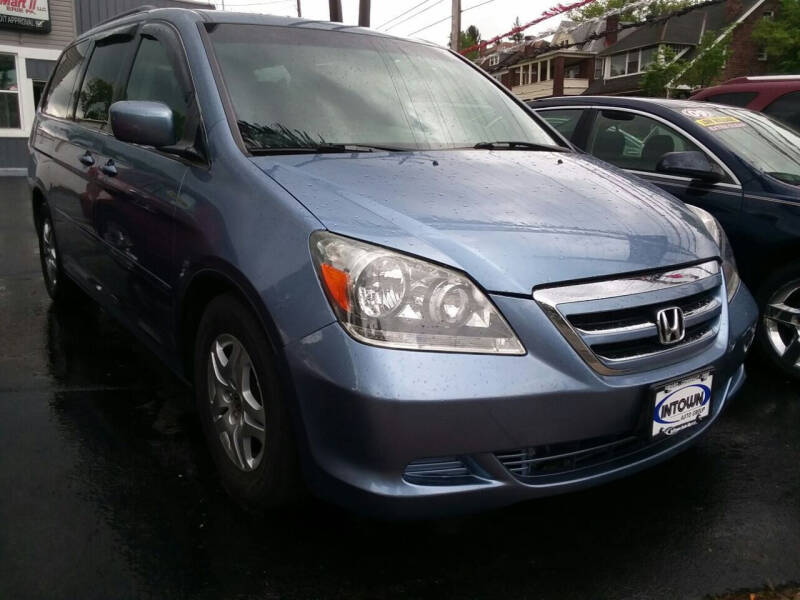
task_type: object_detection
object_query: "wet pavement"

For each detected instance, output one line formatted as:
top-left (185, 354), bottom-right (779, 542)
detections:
top-left (1, 177), bottom-right (799, 600)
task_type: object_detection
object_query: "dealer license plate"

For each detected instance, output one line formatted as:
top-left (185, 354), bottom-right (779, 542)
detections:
top-left (652, 370), bottom-right (713, 437)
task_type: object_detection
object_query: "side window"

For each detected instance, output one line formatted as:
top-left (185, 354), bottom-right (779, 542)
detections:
top-left (705, 91), bottom-right (758, 108)
top-left (42, 42), bottom-right (90, 119)
top-left (538, 109), bottom-right (583, 141)
top-left (76, 39), bottom-right (133, 124)
top-left (587, 110), bottom-right (703, 173)
top-left (124, 36), bottom-right (190, 139)
top-left (763, 91), bottom-right (800, 132)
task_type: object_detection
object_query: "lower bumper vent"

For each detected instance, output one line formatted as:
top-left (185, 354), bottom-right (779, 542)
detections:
top-left (403, 456), bottom-right (476, 485)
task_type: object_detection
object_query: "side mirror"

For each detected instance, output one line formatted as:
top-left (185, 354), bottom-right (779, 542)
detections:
top-left (109, 101), bottom-right (176, 148)
top-left (656, 151), bottom-right (725, 183)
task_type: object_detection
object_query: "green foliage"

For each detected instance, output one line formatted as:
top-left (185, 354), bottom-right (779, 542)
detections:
top-left (459, 25), bottom-right (481, 59)
top-left (752, 0), bottom-right (800, 72)
top-left (681, 30), bottom-right (731, 88)
top-left (510, 17), bottom-right (524, 42)
top-left (640, 31), bottom-right (731, 97)
top-left (570, 0), bottom-right (696, 22)
top-left (641, 46), bottom-right (684, 97)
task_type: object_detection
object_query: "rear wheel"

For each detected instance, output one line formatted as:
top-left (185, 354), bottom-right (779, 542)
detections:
top-left (37, 205), bottom-right (81, 303)
top-left (194, 293), bottom-right (300, 510)
top-left (756, 264), bottom-right (800, 381)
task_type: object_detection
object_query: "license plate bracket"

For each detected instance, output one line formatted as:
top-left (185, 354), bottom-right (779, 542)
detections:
top-left (651, 369), bottom-right (713, 438)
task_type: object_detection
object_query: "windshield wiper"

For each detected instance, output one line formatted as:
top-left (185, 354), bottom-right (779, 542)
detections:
top-left (249, 143), bottom-right (406, 155)
top-left (473, 141), bottom-right (568, 152)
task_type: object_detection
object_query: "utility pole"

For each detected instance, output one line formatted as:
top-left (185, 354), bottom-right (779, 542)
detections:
top-left (450, 0), bottom-right (461, 51)
top-left (296, 0), bottom-right (301, 17)
top-left (358, 0), bottom-right (370, 27)
top-left (329, 0), bottom-right (342, 22)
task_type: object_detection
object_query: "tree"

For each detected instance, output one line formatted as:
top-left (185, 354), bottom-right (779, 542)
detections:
top-left (570, 0), bottom-right (696, 22)
top-left (680, 30), bottom-right (731, 89)
top-left (459, 25), bottom-right (481, 59)
top-left (641, 46), bottom-right (685, 97)
top-left (510, 17), bottom-right (524, 43)
top-left (640, 31), bottom-right (732, 97)
top-left (752, 0), bottom-right (800, 73)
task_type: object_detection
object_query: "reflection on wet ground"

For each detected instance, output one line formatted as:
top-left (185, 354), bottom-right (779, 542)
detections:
top-left (1, 179), bottom-right (798, 599)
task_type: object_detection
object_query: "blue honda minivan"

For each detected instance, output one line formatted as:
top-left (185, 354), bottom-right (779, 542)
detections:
top-left (29, 7), bottom-right (757, 516)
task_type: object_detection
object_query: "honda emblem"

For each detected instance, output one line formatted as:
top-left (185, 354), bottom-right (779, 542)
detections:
top-left (656, 307), bottom-right (685, 345)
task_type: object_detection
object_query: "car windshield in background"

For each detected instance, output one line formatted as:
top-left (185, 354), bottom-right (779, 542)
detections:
top-left (206, 24), bottom-right (557, 153)
top-left (684, 106), bottom-right (800, 186)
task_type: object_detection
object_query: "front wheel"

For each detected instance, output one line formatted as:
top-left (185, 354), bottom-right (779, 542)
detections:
top-left (194, 293), bottom-right (300, 511)
top-left (756, 264), bottom-right (800, 381)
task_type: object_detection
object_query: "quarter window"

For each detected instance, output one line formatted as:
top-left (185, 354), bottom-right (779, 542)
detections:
top-left (124, 36), bottom-right (190, 139)
top-left (42, 42), bottom-right (90, 119)
top-left (0, 53), bottom-right (20, 129)
top-left (539, 109), bottom-right (584, 141)
top-left (76, 39), bottom-right (133, 123)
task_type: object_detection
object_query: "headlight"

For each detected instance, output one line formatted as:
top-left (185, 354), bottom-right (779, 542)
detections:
top-left (310, 231), bottom-right (525, 354)
top-left (687, 205), bottom-right (740, 302)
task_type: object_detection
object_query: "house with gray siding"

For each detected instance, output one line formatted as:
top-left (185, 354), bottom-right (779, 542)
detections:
top-left (0, 0), bottom-right (212, 175)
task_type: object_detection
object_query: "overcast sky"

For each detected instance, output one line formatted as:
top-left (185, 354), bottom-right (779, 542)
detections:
top-left (210, 0), bottom-right (564, 47)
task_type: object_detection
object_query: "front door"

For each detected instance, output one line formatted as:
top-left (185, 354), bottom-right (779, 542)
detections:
top-left (90, 23), bottom-right (198, 353)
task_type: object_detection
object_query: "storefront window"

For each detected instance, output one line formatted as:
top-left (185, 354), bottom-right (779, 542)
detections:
top-left (0, 53), bottom-right (21, 129)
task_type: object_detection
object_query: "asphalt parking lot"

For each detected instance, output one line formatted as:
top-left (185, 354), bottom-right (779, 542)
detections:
top-left (1, 176), bottom-right (798, 600)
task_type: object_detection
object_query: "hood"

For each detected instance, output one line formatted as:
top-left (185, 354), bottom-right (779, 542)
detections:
top-left (252, 150), bottom-right (719, 294)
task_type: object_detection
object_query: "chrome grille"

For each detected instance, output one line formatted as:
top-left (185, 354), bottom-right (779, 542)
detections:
top-left (534, 261), bottom-right (723, 374)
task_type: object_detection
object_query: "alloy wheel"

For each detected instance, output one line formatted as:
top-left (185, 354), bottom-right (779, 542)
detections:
top-left (41, 219), bottom-right (58, 288)
top-left (207, 334), bottom-right (267, 471)
top-left (763, 278), bottom-right (800, 374)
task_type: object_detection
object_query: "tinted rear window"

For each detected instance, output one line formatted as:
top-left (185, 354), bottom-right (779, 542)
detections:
top-left (704, 92), bottom-right (758, 108)
top-left (764, 91), bottom-right (800, 132)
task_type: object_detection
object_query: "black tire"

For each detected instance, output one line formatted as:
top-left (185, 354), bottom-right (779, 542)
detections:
top-left (194, 293), bottom-right (301, 511)
top-left (37, 204), bottom-right (82, 304)
top-left (754, 262), bottom-right (800, 381)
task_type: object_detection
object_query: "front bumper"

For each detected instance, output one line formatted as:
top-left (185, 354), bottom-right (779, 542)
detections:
top-left (283, 284), bottom-right (758, 518)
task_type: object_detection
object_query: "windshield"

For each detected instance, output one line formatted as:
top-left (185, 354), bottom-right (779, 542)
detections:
top-left (206, 24), bottom-right (557, 152)
top-left (684, 106), bottom-right (800, 186)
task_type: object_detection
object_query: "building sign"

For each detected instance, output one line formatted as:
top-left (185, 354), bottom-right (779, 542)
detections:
top-left (0, 0), bottom-right (50, 34)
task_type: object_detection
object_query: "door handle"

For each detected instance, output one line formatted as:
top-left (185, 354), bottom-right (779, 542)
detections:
top-left (79, 151), bottom-right (95, 166)
top-left (101, 159), bottom-right (118, 177)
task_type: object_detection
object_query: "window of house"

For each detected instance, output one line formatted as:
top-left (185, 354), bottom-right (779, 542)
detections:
top-left (0, 53), bottom-right (20, 129)
top-left (124, 36), bottom-right (190, 139)
top-left (76, 38), bottom-right (134, 124)
top-left (608, 46), bottom-right (661, 78)
top-left (610, 53), bottom-right (626, 77)
top-left (489, 54), bottom-right (499, 66)
top-left (627, 52), bottom-right (639, 75)
top-left (705, 91), bottom-right (758, 108)
top-left (594, 57), bottom-right (604, 79)
top-left (640, 46), bottom-right (657, 70)
top-left (764, 91), bottom-right (800, 132)
top-left (587, 110), bottom-right (705, 173)
top-left (42, 42), bottom-right (90, 119)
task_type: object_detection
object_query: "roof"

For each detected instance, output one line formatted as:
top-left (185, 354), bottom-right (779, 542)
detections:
top-left (78, 7), bottom-right (433, 46)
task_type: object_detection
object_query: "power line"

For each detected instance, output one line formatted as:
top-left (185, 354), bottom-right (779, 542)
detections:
top-left (376, 0), bottom-right (437, 30)
top-left (384, 0), bottom-right (446, 32)
top-left (406, 0), bottom-right (496, 37)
